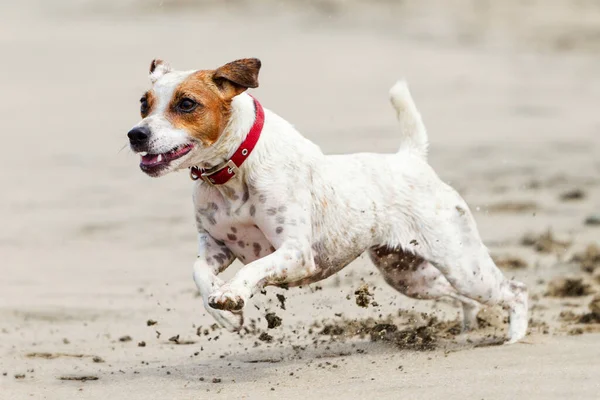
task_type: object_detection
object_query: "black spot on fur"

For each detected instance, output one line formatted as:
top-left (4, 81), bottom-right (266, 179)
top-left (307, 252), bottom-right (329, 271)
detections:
top-left (276, 227), bottom-right (283, 234)
top-left (231, 227), bottom-right (237, 233)
top-left (278, 205), bottom-right (287, 212)
top-left (227, 233), bottom-right (237, 241)
top-left (259, 194), bottom-right (267, 204)
top-left (276, 216), bottom-right (285, 224)
top-left (237, 240), bottom-right (245, 248)
top-left (221, 246), bottom-right (233, 258)
top-left (241, 183), bottom-right (250, 203)
top-left (249, 205), bottom-right (256, 217)
top-left (267, 207), bottom-right (277, 216)
top-left (253, 243), bottom-right (262, 257)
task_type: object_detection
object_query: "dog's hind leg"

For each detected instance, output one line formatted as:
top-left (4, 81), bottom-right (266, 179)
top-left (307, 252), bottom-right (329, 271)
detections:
top-left (369, 246), bottom-right (480, 331)
top-left (407, 186), bottom-right (528, 343)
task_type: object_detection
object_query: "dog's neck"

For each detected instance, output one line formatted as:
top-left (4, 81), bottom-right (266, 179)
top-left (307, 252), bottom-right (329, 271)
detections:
top-left (189, 92), bottom-right (257, 172)
top-left (190, 93), bottom-right (264, 200)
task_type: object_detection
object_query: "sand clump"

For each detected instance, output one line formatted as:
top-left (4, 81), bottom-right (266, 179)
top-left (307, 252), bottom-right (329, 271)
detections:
top-left (354, 284), bottom-right (373, 308)
top-left (521, 230), bottom-right (571, 254)
top-left (492, 254), bottom-right (528, 269)
top-left (58, 375), bottom-right (99, 382)
top-left (265, 312), bottom-right (282, 329)
top-left (258, 332), bottom-right (273, 343)
top-left (585, 214), bottom-right (600, 226)
top-left (559, 295), bottom-right (600, 327)
top-left (570, 244), bottom-right (600, 274)
top-left (317, 314), bottom-right (469, 351)
top-left (487, 201), bottom-right (538, 213)
top-left (26, 353), bottom-right (104, 363)
top-left (559, 189), bottom-right (586, 201)
top-left (370, 323), bottom-right (439, 351)
top-left (589, 295), bottom-right (600, 314)
top-left (577, 295), bottom-right (600, 324)
top-left (546, 278), bottom-right (594, 297)
top-left (276, 293), bottom-right (287, 310)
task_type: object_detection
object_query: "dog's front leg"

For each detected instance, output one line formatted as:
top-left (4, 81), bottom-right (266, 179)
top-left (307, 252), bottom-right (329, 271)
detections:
top-left (207, 240), bottom-right (314, 311)
top-left (208, 207), bottom-right (315, 312)
top-left (192, 231), bottom-right (242, 331)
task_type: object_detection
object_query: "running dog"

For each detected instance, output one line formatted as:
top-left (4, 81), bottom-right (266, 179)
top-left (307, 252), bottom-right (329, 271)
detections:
top-left (127, 58), bottom-right (528, 343)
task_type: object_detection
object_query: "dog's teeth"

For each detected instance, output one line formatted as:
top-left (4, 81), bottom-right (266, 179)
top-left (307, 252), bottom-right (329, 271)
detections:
top-left (140, 152), bottom-right (147, 156)
top-left (157, 154), bottom-right (163, 162)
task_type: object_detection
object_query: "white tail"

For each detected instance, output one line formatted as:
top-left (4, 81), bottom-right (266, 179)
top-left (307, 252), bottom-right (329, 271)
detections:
top-left (389, 80), bottom-right (428, 159)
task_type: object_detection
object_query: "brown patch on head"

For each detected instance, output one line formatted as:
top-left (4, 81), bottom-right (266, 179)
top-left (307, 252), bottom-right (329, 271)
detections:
top-left (140, 90), bottom-right (155, 118)
top-left (165, 58), bottom-right (262, 146)
top-left (166, 71), bottom-right (229, 146)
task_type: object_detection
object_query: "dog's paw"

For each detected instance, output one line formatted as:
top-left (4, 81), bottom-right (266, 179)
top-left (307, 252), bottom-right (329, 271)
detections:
top-left (206, 306), bottom-right (244, 332)
top-left (208, 287), bottom-right (247, 311)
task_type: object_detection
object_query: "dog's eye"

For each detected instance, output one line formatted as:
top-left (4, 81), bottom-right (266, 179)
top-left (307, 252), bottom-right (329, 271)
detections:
top-left (140, 97), bottom-right (149, 115)
top-left (178, 98), bottom-right (197, 113)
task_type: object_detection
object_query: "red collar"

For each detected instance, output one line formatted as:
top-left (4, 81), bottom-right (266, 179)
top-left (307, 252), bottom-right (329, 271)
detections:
top-left (190, 95), bottom-right (264, 185)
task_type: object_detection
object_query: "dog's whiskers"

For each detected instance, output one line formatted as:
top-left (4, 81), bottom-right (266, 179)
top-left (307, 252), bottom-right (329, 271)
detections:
top-left (117, 143), bottom-right (130, 154)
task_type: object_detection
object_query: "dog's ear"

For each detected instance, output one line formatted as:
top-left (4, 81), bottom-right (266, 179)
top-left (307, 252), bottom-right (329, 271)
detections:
top-left (213, 58), bottom-right (261, 97)
top-left (149, 59), bottom-right (172, 83)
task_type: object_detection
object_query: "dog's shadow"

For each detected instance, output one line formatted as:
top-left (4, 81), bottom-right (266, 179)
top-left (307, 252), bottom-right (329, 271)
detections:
top-left (121, 333), bottom-right (507, 385)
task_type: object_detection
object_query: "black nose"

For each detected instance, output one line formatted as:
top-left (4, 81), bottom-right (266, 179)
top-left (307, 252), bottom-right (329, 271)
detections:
top-left (127, 126), bottom-right (150, 144)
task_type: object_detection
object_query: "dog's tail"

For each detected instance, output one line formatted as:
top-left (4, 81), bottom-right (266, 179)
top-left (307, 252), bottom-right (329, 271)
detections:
top-left (389, 80), bottom-right (428, 159)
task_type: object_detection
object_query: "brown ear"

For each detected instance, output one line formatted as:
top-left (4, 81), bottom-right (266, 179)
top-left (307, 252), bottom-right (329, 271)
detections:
top-left (213, 58), bottom-right (261, 96)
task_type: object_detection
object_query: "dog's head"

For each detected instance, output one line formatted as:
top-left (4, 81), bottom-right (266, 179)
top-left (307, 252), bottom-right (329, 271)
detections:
top-left (127, 58), bottom-right (261, 177)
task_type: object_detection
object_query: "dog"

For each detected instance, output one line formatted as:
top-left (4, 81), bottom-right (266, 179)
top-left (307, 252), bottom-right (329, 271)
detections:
top-left (127, 58), bottom-right (528, 343)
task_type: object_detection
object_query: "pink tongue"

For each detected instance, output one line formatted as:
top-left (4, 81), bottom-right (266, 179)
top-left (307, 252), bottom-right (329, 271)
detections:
top-left (141, 154), bottom-right (161, 165)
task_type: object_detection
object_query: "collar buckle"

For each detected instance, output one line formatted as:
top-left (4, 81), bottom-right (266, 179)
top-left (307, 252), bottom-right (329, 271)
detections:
top-left (197, 160), bottom-right (239, 186)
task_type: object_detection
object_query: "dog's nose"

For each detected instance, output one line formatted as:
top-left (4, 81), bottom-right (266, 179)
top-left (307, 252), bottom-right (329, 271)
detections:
top-left (127, 126), bottom-right (150, 144)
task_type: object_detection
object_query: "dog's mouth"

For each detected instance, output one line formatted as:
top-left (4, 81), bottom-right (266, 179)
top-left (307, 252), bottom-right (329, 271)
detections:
top-left (139, 143), bottom-right (195, 175)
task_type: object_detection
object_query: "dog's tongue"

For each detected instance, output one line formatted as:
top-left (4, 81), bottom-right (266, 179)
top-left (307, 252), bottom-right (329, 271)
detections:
top-left (141, 153), bottom-right (164, 166)
top-left (139, 145), bottom-right (193, 167)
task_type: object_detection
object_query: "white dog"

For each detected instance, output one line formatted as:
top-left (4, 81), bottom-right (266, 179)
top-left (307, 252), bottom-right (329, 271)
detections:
top-left (127, 58), bottom-right (528, 343)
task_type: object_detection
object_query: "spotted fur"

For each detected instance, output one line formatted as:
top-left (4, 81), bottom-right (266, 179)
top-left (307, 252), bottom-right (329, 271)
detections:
top-left (128, 60), bottom-right (528, 343)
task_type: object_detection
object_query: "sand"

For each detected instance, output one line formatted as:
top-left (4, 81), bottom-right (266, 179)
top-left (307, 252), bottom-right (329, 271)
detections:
top-left (1, 1), bottom-right (599, 399)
